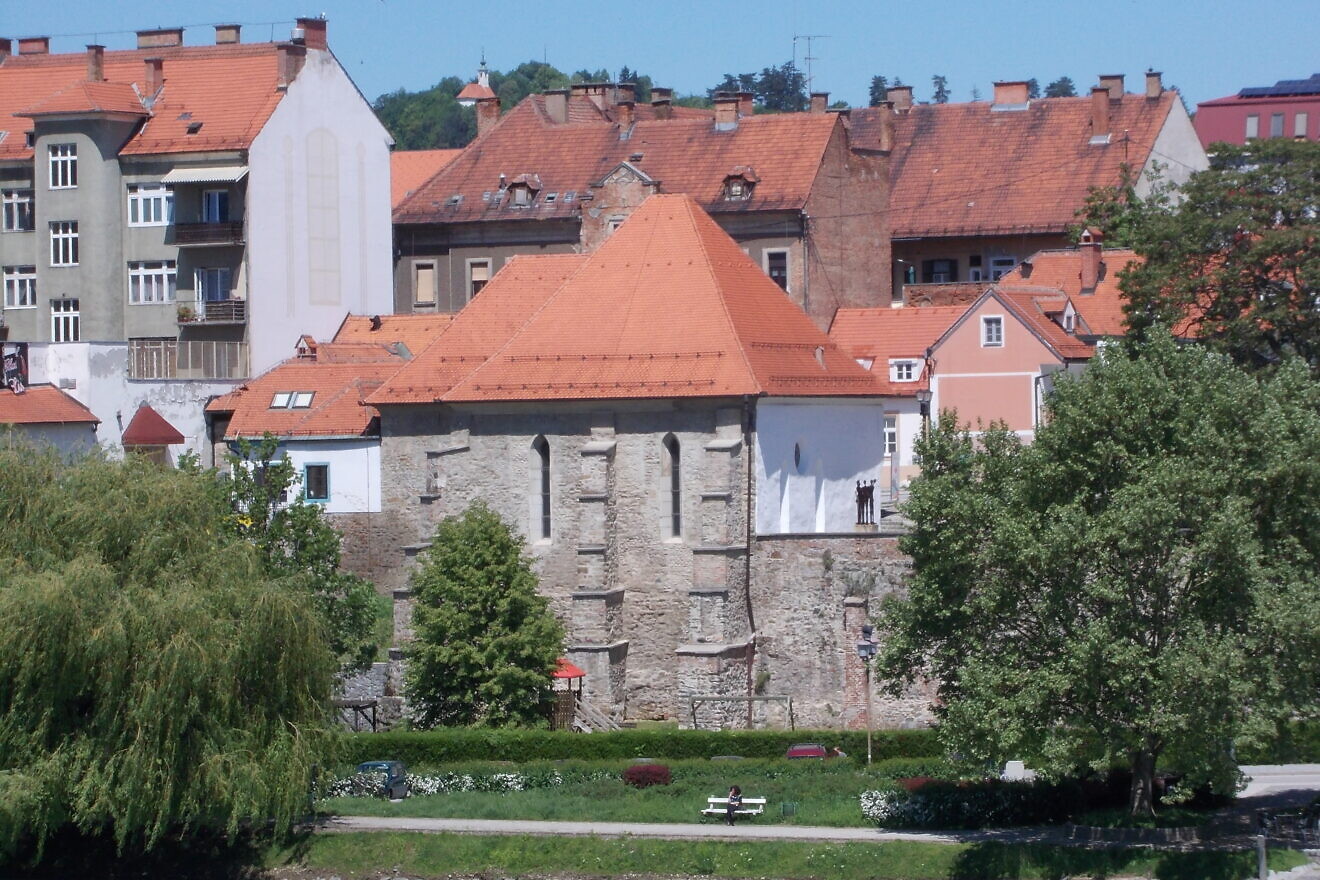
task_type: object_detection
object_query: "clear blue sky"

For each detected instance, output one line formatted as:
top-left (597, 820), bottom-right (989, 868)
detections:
top-left (5, 0), bottom-right (1318, 110)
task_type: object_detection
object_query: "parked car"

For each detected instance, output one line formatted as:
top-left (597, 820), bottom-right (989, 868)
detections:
top-left (356, 760), bottom-right (409, 799)
top-left (785, 743), bottom-right (831, 760)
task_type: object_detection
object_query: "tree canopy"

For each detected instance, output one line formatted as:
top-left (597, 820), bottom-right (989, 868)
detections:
top-left (1045, 76), bottom-right (1077, 97)
top-left (877, 335), bottom-right (1320, 814)
top-left (407, 502), bottom-right (564, 728)
top-left (711, 61), bottom-right (807, 112)
top-left (931, 75), bottom-right (950, 104)
top-left (0, 444), bottom-right (334, 860)
top-left (1119, 139), bottom-right (1320, 373)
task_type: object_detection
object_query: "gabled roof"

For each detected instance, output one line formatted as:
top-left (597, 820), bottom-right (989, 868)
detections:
top-left (120, 404), bottom-right (184, 445)
top-left (929, 287), bottom-right (1094, 362)
top-left (828, 305), bottom-right (965, 394)
top-left (0, 385), bottom-right (98, 425)
top-left (0, 42), bottom-right (296, 161)
top-left (999, 247), bottom-right (1141, 337)
top-left (333, 313), bottom-right (455, 353)
top-left (456, 81), bottom-right (496, 102)
top-left (850, 93), bottom-right (1179, 238)
top-left (394, 94), bottom-right (838, 224)
top-left (376, 194), bottom-right (880, 405)
top-left (391, 148), bottom-right (463, 208)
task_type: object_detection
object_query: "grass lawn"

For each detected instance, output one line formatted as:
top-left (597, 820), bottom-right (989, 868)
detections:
top-left (277, 831), bottom-right (1310, 880)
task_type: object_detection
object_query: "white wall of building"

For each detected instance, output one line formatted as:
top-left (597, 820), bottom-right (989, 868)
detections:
top-left (1140, 101), bottom-right (1209, 195)
top-left (755, 397), bottom-right (917, 535)
top-left (246, 48), bottom-right (394, 375)
top-left (27, 342), bottom-right (237, 459)
top-left (239, 438), bottom-right (381, 513)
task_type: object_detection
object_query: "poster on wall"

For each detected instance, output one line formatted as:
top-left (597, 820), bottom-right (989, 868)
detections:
top-left (2, 342), bottom-right (27, 394)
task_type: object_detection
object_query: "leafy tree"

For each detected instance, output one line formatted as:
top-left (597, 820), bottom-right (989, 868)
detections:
top-left (1045, 76), bottom-right (1077, 97)
top-left (931, 74), bottom-right (950, 104)
top-left (570, 67), bottom-right (611, 83)
top-left (970, 86), bottom-right (982, 101)
top-left (1026, 78), bottom-right (1040, 99)
top-left (407, 502), bottom-right (565, 728)
top-left (868, 75), bottom-right (888, 107)
top-left (878, 335), bottom-right (1320, 815)
top-left (373, 80), bottom-right (475, 150)
top-left (1070, 161), bottom-right (1173, 248)
top-left (225, 436), bottom-right (378, 671)
top-left (1120, 139), bottom-right (1320, 372)
top-left (616, 66), bottom-right (653, 102)
top-left (0, 443), bottom-right (334, 859)
top-left (757, 61), bottom-right (807, 112)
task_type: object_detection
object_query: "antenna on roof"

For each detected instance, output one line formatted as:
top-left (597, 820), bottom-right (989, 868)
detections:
top-left (792, 34), bottom-right (829, 93)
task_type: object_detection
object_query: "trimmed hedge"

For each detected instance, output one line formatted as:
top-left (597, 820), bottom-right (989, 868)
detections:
top-left (337, 728), bottom-right (940, 766)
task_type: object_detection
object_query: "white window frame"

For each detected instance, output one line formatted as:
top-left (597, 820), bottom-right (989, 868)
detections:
top-left (127, 184), bottom-right (174, 227)
top-left (2, 189), bottom-right (34, 232)
top-left (982, 315), bottom-right (1004, 347)
top-left (49, 221), bottom-right (78, 266)
top-left (3, 265), bottom-right (37, 308)
top-left (128, 260), bottom-right (177, 304)
top-left (201, 188), bottom-right (229, 223)
top-left (763, 249), bottom-right (790, 292)
top-left (889, 359), bottom-right (918, 382)
top-left (1270, 113), bottom-right (1285, 139)
top-left (195, 267), bottom-right (232, 302)
top-left (990, 256), bottom-right (1017, 280)
top-left (414, 260), bottom-right (437, 305)
top-left (48, 143), bottom-right (77, 189)
top-left (1296, 112), bottom-right (1309, 138)
top-left (51, 298), bottom-right (79, 342)
top-left (1245, 114), bottom-right (1259, 140)
top-left (466, 258), bottom-right (491, 300)
top-left (883, 415), bottom-right (897, 459)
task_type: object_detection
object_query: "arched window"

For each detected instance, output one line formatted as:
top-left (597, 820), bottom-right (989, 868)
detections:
top-left (533, 436), bottom-right (551, 540)
top-left (662, 434), bottom-right (681, 538)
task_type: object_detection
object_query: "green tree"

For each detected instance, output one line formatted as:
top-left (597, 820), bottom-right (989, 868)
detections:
top-left (1045, 76), bottom-right (1077, 97)
top-left (1026, 78), bottom-right (1040, 99)
top-left (0, 443), bottom-right (334, 859)
top-left (407, 502), bottom-right (565, 728)
top-left (931, 74), bottom-right (950, 104)
top-left (1120, 139), bottom-right (1320, 372)
top-left (868, 75), bottom-right (888, 107)
top-left (757, 61), bottom-right (807, 111)
top-left (616, 66), bottom-right (653, 102)
top-left (878, 335), bottom-right (1320, 815)
top-left (225, 437), bottom-right (378, 671)
top-left (1070, 161), bottom-right (1173, 248)
top-left (373, 78), bottom-right (475, 150)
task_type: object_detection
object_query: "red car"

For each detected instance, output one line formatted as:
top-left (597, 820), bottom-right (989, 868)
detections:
top-left (785, 743), bottom-right (831, 759)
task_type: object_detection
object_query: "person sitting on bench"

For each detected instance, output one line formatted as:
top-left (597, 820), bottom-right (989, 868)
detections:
top-left (725, 785), bottom-right (742, 826)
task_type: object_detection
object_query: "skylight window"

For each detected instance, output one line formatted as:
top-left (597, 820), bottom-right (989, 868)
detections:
top-left (543, 193), bottom-right (557, 204)
top-left (186, 122), bottom-right (203, 135)
top-left (270, 391), bottom-right (315, 409)
top-left (270, 392), bottom-right (291, 408)
top-left (563, 191), bottom-right (576, 202)
top-left (482, 191), bottom-right (492, 202)
top-left (447, 194), bottom-right (463, 206)
top-left (292, 391), bottom-right (314, 408)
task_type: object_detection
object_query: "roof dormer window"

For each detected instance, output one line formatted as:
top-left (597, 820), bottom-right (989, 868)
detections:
top-left (722, 165), bottom-right (759, 201)
top-left (510, 184), bottom-right (533, 207)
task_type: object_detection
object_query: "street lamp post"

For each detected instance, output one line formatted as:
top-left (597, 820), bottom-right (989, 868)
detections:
top-left (855, 624), bottom-right (877, 766)
top-left (915, 388), bottom-right (932, 433)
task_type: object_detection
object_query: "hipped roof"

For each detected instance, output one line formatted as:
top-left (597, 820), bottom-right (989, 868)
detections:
top-left (0, 385), bottom-right (98, 425)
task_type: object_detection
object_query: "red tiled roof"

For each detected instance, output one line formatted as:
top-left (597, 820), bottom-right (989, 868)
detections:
top-left (209, 361), bottom-right (402, 440)
top-left (998, 247), bottom-right (1142, 337)
top-left (994, 289), bottom-right (1094, 359)
top-left (120, 404), bottom-right (185, 445)
top-left (377, 195), bottom-right (880, 405)
top-left (391, 149), bottom-right (463, 208)
top-left (554, 658), bottom-right (586, 679)
top-left (333, 313), bottom-right (455, 354)
top-left (19, 80), bottom-right (147, 117)
top-left (850, 93), bottom-right (1178, 238)
top-left (828, 305), bottom-right (965, 394)
top-left (394, 95), bottom-right (835, 224)
top-left (1, 42), bottom-right (293, 161)
top-left (456, 81), bottom-right (496, 102)
top-left (0, 385), bottom-right (98, 425)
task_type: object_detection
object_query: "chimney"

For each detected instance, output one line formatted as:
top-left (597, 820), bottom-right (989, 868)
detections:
top-left (1145, 70), bottom-right (1163, 99)
top-left (651, 86), bottom-right (673, 120)
top-left (877, 101), bottom-right (895, 151)
top-left (475, 95), bottom-right (501, 137)
top-left (276, 44), bottom-right (306, 88)
top-left (1079, 227), bottom-right (1103, 292)
top-left (295, 17), bottom-right (327, 51)
top-left (714, 94), bottom-right (738, 131)
top-left (616, 100), bottom-right (635, 130)
top-left (887, 85), bottom-right (913, 113)
top-left (0, 39), bottom-right (10, 62)
top-left (543, 88), bottom-right (568, 124)
top-left (1090, 86), bottom-right (1110, 139)
top-left (1099, 74), bottom-right (1125, 100)
top-left (144, 57), bottom-right (164, 96)
top-left (136, 28), bottom-right (183, 49)
top-left (992, 81), bottom-right (1030, 108)
top-left (736, 91), bottom-right (754, 117)
top-left (809, 91), bottom-right (829, 113)
top-left (214, 24), bottom-right (241, 44)
top-left (615, 83), bottom-right (636, 105)
top-left (86, 45), bottom-right (104, 82)
top-left (18, 36), bottom-right (50, 55)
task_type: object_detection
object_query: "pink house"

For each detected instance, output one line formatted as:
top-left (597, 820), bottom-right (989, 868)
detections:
top-left (1196, 74), bottom-right (1320, 148)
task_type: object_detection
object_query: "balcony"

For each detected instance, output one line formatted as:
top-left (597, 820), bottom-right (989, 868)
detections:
top-left (177, 298), bottom-right (247, 325)
top-left (171, 221), bottom-right (244, 247)
top-left (129, 338), bottom-right (248, 381)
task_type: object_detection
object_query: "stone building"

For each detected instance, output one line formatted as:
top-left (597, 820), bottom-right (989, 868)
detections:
top-left (368, 194), bottom-right (931, 729)
top-left (391, 85), bottom-right (891, 330)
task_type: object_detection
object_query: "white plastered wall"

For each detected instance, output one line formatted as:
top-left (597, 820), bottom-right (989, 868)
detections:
top-left (245, 438), bottom-right (381, 513)
top-left (1139, 99), bottom-right (1209, 196)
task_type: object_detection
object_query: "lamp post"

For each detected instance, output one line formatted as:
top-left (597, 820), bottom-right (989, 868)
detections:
top-left (915, 388), bottom-right (932, 433)
top-left (855, 624), bottom-right (877, 765)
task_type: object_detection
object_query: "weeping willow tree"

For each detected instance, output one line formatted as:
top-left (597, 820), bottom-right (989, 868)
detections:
top-left (0, 441), bottom-right (336, 861)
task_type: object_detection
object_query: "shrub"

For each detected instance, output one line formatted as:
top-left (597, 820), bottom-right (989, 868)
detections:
top-left (622, 764), bottom-right (672, 788)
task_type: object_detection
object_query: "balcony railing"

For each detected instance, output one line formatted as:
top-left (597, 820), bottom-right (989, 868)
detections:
top-left (172, 221), bottom-right (244, 247)
top-left (177, 298), bottom-right (246, 324)
top-left (128, 338), bottom-right (248, 380)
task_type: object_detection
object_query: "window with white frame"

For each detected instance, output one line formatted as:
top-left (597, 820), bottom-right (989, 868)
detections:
top-left (201, 189), bottom-right (229, 223)
top-left (889, 360), bottom-right (918, 383)
top-left (3, 265), bottom-right (36, 308)
top-left (467, 259), bottom-right (491, 299)
top-left (48, 144), bottom-right (77, 189)
top-left (982, 315), bottom-right (1004, 347)
top-left (414, 261), bottom-right (437, 305)
top-left (304, 464), bottom-right (329, 503)
top-left (49, 221), bottom-right (78, 266)
top-left (128, 260), bottom-right (177, 304)
top-left (990, 256), bottom-right (1017, 279)
top-left (1246, 114), bottom-right (1259, 139)
top-left (1270, 113), bottom-right (1285, 138)
top-left (883, 415), bottom-right (897, 458)
top-left (51, 298), bottom-right (79, 342)
top-left (2, 189), bottom-right (34, 231)
top-left (1296, 112), bottom-right (1310, 138)
top-left (195, 267), bottom-right (232, 302)
top-left (269, 391), bottom-right (315, 409)
top-left (127, 184), bottom-right (173, 226)
top-left (764, 250), bottom-right (789, 291)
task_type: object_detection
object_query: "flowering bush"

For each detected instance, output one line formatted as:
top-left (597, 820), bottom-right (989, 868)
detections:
top-left (323, 770), bottom-right (389, 798)
top-left (321, 765), bottom-right (617, 799)
top-left (621, 764), bottom-right (672, 788)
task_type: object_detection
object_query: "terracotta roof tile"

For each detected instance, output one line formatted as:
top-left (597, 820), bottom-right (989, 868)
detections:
top-left (828, 305), bottom-right (965, 395)
top-left (120, 404), bottom-right (185, 445)
top-left (394, 95), bottom-right (837, 224)
top-left (0, 385), bottom-right (98, 425)
top-left (391, 148), bottom-right (463, 208)
top-left (994, 289), bottom-right (1094, 359)
top-left (456, 81), bottom-right (496, 102)
top-left (850, 94), bottom-right (1178, 238)
top-left (19, 80), bottom-right (146, 117)
top-left (332, 313), bottom-right (454, 353)
top-left (999, 247), bottom-right (1142, 337)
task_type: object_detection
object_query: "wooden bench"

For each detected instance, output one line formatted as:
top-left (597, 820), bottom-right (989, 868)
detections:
top-left (701, 796), bottom-right (767, 821)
